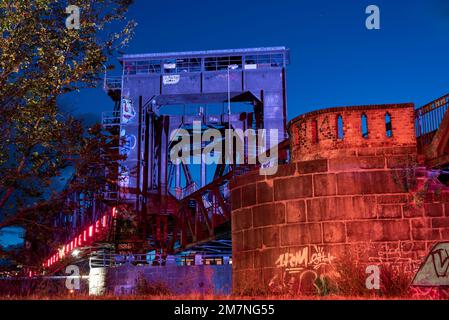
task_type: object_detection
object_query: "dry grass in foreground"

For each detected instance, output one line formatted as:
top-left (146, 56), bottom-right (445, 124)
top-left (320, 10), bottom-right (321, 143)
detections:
top-left (0, 293), bottom-right (426, 301)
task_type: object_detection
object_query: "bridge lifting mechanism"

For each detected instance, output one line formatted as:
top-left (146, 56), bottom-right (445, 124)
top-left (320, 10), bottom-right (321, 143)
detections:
top-left (41, 47), bottom-right (290, 273)
top-left (99, 47), bottom-right (290, 264)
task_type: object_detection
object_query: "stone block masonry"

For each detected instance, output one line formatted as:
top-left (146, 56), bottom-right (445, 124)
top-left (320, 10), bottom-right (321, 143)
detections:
top-left (231, 103), bottom-right (449, 295)
top-left (289, 103), bottom-right (417, 162)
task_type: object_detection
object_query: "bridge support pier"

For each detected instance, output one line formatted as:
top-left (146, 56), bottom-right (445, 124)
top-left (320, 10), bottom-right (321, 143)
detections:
top-left (89, 267), bottom-right (108, 296)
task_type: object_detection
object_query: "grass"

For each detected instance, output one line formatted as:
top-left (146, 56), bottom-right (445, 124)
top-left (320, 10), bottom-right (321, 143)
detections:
top-left (0, 255), bottom-right (436, 300)
top-left (0, 293), bottom-right (430, 301)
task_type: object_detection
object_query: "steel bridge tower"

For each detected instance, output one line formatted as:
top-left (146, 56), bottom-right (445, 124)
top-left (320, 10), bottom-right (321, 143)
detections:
top-left (103, 47), bottom-right (290, 258)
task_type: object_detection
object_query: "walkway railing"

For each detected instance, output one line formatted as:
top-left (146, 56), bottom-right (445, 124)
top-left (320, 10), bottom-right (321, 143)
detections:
top-left (104, 77), bottom-right (122, 91)
top-left (102, 110), bottom-right (121, 127)
top-left (415, 94), bottom-right (449, 147)
top-left (89, 252), bottom-right (232, 269)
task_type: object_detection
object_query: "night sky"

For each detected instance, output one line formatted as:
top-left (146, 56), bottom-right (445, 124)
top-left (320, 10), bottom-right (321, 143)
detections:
top-left (61, 0), bottom-right (449, 121)
top-left (2, 0), bottom-right (449, 247)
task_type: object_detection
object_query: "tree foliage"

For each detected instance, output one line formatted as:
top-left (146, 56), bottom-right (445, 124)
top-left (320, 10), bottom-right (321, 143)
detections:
top-left (0, 0), bottom-right (134, 263)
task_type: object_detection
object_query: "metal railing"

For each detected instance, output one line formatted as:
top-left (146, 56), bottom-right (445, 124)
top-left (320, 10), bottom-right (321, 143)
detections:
top-left (89, 252), bottom-right (232, 269)
top-left (181, 182), bottom-right (198, 199)
top-left (415, 94), bottom-right (449, 147)
top-left (104, 77), bottom-right (122, 91)
top-left (102, 111), bottom-right (121, 127)
top-left (121, 50), bottom-right (289, 76)
top-left (102, 191), bottom-right (119, 201)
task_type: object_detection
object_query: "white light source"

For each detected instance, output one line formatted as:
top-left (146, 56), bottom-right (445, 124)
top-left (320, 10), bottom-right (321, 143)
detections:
top-left (72, 249), bottom-right (81, 258)
top-left (59, 247), bottom-right (65, 258)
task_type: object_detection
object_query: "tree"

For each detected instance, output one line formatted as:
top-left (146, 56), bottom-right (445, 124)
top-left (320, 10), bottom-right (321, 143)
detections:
top-left (0, 0), bottom-right (135, 264)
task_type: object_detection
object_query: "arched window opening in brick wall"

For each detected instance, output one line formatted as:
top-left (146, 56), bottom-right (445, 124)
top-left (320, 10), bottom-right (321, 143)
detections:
top-left (311, 119), bottom-right (318, 144)
top-left (361, 113), bottom-right (369, 139)
top-left (336, 115), bottom-right (344, 140)
top-left (385, 112), bottom-right (393, 138)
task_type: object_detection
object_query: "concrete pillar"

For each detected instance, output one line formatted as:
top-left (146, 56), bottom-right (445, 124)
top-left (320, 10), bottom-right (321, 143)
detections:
top-left (89, 267), bottom-right (108, 296)
top-left (194, 254), bottom-right (203, 266)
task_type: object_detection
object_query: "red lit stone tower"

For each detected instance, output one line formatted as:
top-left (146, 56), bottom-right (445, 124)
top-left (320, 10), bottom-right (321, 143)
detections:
top-left (231, 103), bottom-right (449, 295)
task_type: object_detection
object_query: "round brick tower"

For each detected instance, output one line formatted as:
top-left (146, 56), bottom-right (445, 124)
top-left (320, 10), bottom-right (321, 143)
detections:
top-left (231, 103), bottom-right (449, 295)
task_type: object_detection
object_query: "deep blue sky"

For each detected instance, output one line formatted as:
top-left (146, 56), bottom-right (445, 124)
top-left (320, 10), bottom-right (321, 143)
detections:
top-left (62, 0), bottom-right (449, 123)
top-left (3, 0), bottom-right (449, 248)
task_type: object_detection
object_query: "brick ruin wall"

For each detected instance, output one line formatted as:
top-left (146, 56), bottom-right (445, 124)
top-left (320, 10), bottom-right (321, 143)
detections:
top-left (291, 104), bottom-right (417, 161)
top-left (230, 104), bottom-right (449, 295)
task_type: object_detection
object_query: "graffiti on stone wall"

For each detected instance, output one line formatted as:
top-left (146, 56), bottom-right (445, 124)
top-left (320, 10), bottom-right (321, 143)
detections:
top-left (367, 242), bottom-right (416, 273)
top-left (412, 242), bottom-right (449, 287)
top-left (269, 246), bottom-right (335, 295)
top-left (293, 115), bottom-right (339, 149)
top-left (431, 247), bottom-right (449, 278)
top-left (410, 286), bottom-right (449, 300)
top-left (318, 116), bottom-right (335, 140)
top-left (274, 245), bottom-right (335, 272)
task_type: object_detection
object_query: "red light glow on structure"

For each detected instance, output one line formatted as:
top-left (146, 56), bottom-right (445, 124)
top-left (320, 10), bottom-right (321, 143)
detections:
top-left (44, 207), bottom-right (116, 269)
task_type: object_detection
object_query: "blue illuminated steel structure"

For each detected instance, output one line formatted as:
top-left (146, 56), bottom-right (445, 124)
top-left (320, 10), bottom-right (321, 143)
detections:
top-left (102, 47), bottom-right (290, 257)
